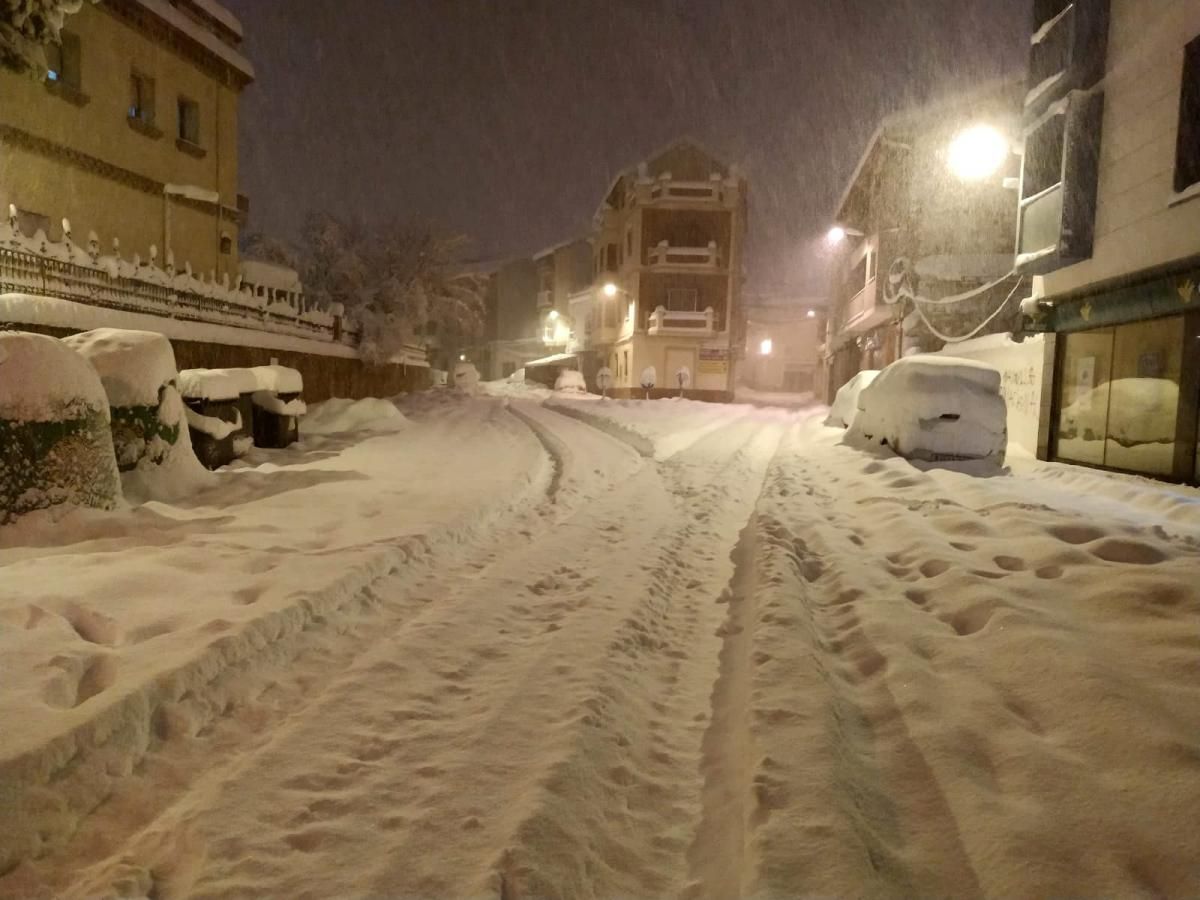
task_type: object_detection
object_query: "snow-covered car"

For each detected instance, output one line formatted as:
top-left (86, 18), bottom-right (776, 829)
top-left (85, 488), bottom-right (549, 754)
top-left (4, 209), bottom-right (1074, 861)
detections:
top-left (1059, 378), bottom-right (1179, 445)
top-left (825, 369), bottom-right (879, 428)
top-left (847, 356), bottom-right (1007, 465)
top-left (554, 369), bottom-right (587, 392)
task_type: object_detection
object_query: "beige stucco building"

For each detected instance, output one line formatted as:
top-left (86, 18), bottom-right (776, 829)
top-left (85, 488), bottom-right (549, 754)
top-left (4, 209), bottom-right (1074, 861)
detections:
top-left (566, 139), bottom-right (748, 400)
top-left (1019, 0), bottom-right (1200, 484)
top-left (0, 0), bottom-right (253, 280)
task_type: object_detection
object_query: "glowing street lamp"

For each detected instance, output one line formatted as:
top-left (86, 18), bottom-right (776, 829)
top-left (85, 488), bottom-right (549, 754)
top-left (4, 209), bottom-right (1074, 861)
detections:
top-left (760, 338), bottom-right (773, 356)
top-left (806, 309), bottom-right (816, 319)
top-left (826, 225), bottom-right (864, 245)
top-left (602, 281), bottom-right (619, 298)
top-left (548, 309), bottom-right (559, 320)
top-left (947, 124), bottom-right (1009, 181)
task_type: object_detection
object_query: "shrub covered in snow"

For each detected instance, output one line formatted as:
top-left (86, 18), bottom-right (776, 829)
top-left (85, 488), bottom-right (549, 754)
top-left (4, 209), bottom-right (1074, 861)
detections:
top-left (847, 356), bottom-right (1007, 465)
top-left (825, 370), bottom-right (880, 428)
top-left (61, 329), bottom-right (183, 470)
top-left (554, 369), bottom-right (587, 393)
top-left (0, 331), bottom-right (121, 524)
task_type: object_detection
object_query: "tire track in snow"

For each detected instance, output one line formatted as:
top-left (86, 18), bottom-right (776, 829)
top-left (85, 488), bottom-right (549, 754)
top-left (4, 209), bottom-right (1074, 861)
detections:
top-left (6, 398), bottom-right (640, 899)
top-left (488, 417), bottom-right (786, 899)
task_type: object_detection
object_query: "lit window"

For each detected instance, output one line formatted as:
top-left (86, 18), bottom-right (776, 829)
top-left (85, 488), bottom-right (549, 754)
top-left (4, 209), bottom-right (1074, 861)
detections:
top-left (760, 338), bottom-right (773, 356)
top-left (45, 34), bottom-right (81, 89)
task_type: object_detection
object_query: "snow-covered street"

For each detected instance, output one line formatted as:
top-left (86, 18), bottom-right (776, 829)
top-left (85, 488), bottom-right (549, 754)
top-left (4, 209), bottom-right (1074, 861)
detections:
top-left (2, 393), bottom-right (1200, 898)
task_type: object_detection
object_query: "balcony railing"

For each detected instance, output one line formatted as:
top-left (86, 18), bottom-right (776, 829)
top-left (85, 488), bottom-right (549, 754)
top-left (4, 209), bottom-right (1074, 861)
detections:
top-left (647, 178), bottom-right (724, 203)
top-left (0, 245), bottom-right (356, 346)
top-left (647, 241), bottom-right (721, 269)
top-left (648, 305), bottom-right (715, 336)
top-left (537, 289), bottom-right (553, 308)
top-left (841, 277), bottom-right (890, 335)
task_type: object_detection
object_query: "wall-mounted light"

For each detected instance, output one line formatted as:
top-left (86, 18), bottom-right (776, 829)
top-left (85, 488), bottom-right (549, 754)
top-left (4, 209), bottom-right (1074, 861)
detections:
top-left (826, 225), bottom-right (864, 245)
top-left (806, 309), bottom-right (816, 319)
top-left (603, 282), bottom-right (619, 298)
top-left (548, 310), bottom-right (559, 320)
top-left (760, 338), bottom-right (773, 356)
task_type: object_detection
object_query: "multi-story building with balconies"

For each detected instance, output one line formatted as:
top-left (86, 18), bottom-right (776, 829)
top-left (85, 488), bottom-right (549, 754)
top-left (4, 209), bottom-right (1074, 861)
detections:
top-left (0, 0), bottom-right (253, 280)
top-left (1019, 0), bottom-right (1200, 484)
top-left (822, 80), bottom-right (1023, 404)
top-left (566, 139), bottom-right (747, 400)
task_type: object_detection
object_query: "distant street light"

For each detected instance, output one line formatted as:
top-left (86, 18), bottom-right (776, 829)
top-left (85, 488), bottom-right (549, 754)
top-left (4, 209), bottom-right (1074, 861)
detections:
top-left (602, 282), bottom-right (619, 298)
top-left (947, 124), bottom-right (1009, 181)
top-left (806, 309), bottom-right (816, 318)
top-left (548, 309), bottom-right (559, 320)
top-left (459, 353), bottom-right (467, 361)
top-left (760, 338), bottom-right (773, 356)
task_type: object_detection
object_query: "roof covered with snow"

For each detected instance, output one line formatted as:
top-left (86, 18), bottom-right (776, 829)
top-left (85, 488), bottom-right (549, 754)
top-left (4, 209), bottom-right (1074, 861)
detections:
top-left (240, 259), bottom-right (304, 293)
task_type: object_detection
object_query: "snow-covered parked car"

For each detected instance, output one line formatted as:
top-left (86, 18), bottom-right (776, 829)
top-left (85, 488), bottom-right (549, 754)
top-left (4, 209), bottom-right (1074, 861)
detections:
top-left (847, 356), bottom-right (1007, 465)
top-left (825, 369), bottom-right (879, 428)
top-left (0, 331), bottom-right (122, 524)
top-left (554, 369), bottom-right (587, 393)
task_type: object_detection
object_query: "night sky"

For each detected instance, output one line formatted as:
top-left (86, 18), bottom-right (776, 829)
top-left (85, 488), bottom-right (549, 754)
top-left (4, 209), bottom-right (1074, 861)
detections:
top-left (224, 0), bottom-right (1029, 294)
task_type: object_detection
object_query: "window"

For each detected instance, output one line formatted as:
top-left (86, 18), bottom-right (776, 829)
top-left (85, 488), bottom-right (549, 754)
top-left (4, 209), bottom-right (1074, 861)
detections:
top-left (1175, 35), bottom-right (1200, 193)
top-left (177, 97), bottom-right (200, 145)
top-left (625, 228), bottom-right (633, 259)
top-left (666, 287), bottom-right (699, 311)
top-left (1055, 316), bottom-right (1185, 475)
top-left (130, 71), bottom-right (155, 125)
top-left (220, 234), bottom-right (233, 255)
top-left (605, 243), bottom-right (618, 273)
top-left (45, 33), bottom-right (81, 90)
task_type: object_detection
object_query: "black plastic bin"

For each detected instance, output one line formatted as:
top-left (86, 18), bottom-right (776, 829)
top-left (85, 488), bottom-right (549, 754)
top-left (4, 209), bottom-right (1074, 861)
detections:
top-left (184, 397), bottom-right (241, 469)
top-left (252, 391), bottom-right (302, 449)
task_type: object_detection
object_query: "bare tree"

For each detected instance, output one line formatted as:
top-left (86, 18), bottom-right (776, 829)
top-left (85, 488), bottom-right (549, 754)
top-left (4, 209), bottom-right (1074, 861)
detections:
top-left (1, 0), bottom-right (90, 75)
top-left (298, 211), bottom-right (487, 366)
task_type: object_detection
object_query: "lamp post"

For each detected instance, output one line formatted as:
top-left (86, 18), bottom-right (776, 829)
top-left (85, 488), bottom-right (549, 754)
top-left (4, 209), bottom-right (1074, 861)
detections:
top-left (946, 124), bottom-right (1010, 182)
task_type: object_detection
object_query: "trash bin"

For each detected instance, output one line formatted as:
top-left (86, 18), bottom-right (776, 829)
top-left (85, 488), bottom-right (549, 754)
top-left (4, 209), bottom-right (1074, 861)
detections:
top-left (178, 370), bottom-right (243, 470)
top-left (249, 365), bottom-right (306, 449)
top-left (188, 368), bottom-right (257, 459)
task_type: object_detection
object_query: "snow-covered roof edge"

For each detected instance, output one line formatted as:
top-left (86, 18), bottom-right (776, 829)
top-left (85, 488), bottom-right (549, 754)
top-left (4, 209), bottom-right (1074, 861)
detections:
top-left (189, 0), bottom-right (243, 39)
top-left (128, 0), bottom-right (255, 82)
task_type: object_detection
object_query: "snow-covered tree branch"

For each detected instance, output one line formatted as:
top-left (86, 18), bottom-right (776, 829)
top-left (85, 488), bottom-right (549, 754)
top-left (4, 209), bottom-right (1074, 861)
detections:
top-left (1, 0), bottom-right (91, 75)
top-left (298, 211), bottom-right (487, 365)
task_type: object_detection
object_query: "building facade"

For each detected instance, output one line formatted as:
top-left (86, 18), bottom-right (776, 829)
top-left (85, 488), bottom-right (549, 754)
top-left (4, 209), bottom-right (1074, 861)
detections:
top-left (1020, 0), bottom-right (1200, 484)
top-left (0, 0), bottom-right (252, 281)
top-left (823, 81), bottom-right (1024, 403)
top-left (562, 140), bottom-right (747, 400)
top-left (741, 296), bottom-right (825, 395)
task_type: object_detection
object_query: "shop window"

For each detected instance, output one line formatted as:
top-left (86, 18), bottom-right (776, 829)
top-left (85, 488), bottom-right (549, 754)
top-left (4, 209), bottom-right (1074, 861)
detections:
top-left (1175, 34), bottom-right (1200, 193)
top-left (1056, 317), bottom-right (1184, 475)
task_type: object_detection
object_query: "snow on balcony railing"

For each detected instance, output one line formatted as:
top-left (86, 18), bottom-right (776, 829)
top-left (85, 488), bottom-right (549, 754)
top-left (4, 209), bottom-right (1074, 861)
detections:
top-left (647, 241), bottom-right (721, 269)
top-left (648, 305), bottom-right (715, 336)
top-left (646, 174), bottom-right (725, 204)
top-left (0, 214), bottom-right (353, 345)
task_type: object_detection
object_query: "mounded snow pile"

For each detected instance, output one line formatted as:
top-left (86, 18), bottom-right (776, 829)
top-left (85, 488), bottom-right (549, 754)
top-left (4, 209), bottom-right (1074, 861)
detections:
top-left (0, 332), bottom-right (122, 524)
top-left (303, 398), bottom-right (408, 435)
top-left (250, 364), bottom-right (303, 395)
top-left (825, 369), bottom-right (879, 428)
top-left (554, 369), bottom-right (587, 393)
top-left (61, 329), bottom-right (191, 474)
top-left (454, 361), bottom-right (481, 392)
top-left (847, 356), bottom-right (1007, 464)
top-left (60, 329), bottom-right (177, 408)
top-left (251, 391), bottom-right (307, 417)
top-left (179, 368), bottom-right (245, 402)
